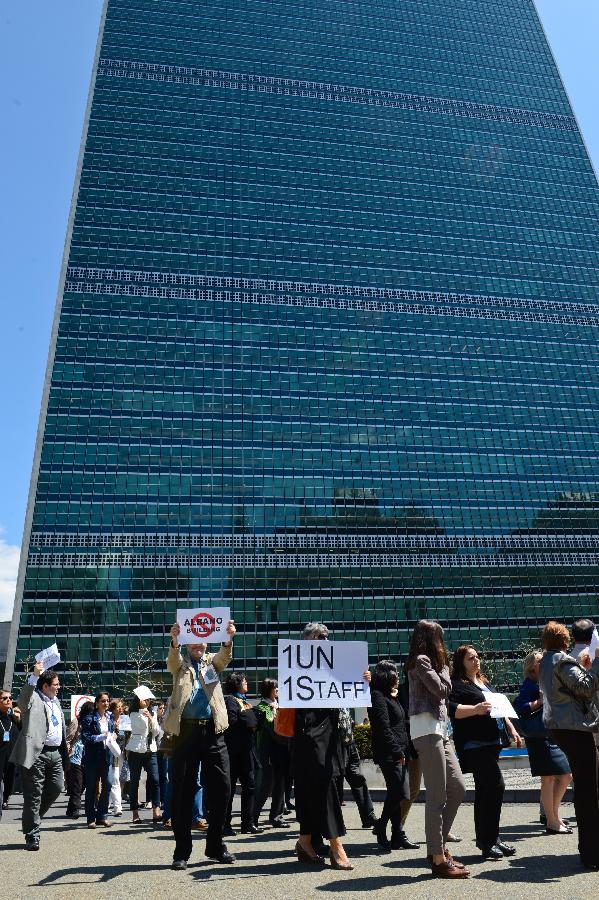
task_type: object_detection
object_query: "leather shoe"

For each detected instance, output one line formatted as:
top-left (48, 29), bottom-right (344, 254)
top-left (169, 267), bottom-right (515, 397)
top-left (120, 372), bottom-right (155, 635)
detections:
top-left (391, 830), bottom-right (419, 850)
top-left (222, 825), bottom-right (236, 837)
top-left (362, 816), bottom-right (378, 829)
top-left (171, 859), bottom-right (187, 871)
top-left (25, 838), bottom-right (40, 852)
top-left (205, 846), bottom-right (236, 864)
top-left (479, 844), bottom-right (504, 860)
top-left (373, 821), bottom-right (391, 851)
top-left (496, 840), bottom-right (516, 856)
top-left (269, 817), bottom-right (291, 828)
top-left (241, 824), bottom-right (262, 834)
top-left (431, 859), bottom-right (469, 878)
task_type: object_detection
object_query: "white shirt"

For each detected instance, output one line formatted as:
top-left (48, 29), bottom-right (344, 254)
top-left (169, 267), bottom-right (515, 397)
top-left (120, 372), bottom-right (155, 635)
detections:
top-left (38, 693), bottom-right (63, 747)
top-left (410, 711), bottom-right (449, 741)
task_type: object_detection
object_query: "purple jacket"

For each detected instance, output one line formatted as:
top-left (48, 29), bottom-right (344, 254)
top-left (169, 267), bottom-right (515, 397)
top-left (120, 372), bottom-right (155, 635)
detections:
top-left (408, 655), bottom-right (452, 720)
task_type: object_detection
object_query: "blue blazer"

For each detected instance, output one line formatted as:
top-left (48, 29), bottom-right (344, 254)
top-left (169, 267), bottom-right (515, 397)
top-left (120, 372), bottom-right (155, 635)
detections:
top-left (80, 712), bottom-right (114, 766)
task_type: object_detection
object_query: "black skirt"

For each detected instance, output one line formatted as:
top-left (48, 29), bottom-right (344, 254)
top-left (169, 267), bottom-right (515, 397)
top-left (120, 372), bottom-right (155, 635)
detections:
top-left (526, 737), bottom-right (571, 777)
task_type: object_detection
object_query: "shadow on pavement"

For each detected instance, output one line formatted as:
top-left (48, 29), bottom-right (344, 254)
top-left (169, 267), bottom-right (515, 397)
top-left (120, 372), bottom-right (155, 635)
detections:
top-left (33, 863), bottom-right (172, 886)
top-left (471, 853), bottom-right (585, 883)
top-left (316, 874), bottom-right (430, 891)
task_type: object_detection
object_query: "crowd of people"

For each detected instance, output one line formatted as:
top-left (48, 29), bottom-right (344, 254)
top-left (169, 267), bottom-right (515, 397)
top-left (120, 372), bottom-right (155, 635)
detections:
top-left (1, 615), bottom-right (598, 878)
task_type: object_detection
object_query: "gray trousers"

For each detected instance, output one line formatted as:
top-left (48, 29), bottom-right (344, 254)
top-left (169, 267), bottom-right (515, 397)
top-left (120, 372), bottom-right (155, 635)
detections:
top-left (21, 748), bottom-right (64, 839)
top-left (412, 734), bottom-right (465, 856)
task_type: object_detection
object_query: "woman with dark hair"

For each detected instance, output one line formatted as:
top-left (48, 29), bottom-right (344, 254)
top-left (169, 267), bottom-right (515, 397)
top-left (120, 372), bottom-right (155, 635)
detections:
top-left (80, 692), bottom-right (114, 828)
top-left (449, 645), bottom-right (521, 859)
top-left (128, 694), bottom-right (161, 825)
top-left (254, 678), bottom-right (290, 829)
top-left (539, 620), bottom-right (599, 871)
top-left (369, 660), bottom-right (418, 852)
top-left (293, 622), bottom-right (359, 871)
top-left (223, 672), bottom-right (259, 834)
top-left (406, 620), bottom-right (468, 879)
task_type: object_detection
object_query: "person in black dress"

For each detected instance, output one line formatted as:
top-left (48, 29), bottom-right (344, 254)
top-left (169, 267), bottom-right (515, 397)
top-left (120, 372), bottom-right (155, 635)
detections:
top-left (449, 645), bottom-right (521, 859)
top-left (369, 660), bottom-right (419, 851)
top-left (223, 672), bottom-right (260, 834)
top-left (293, 622), bottom-right (353, 870)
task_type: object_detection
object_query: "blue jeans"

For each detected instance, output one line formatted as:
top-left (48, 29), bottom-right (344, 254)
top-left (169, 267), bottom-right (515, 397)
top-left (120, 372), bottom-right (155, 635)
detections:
top-left (193, 763), bottom-right (204, 822)
top-left (83, 755), bottom-right (110, 824)
top-left (128, 751), bottom-right (160, 811)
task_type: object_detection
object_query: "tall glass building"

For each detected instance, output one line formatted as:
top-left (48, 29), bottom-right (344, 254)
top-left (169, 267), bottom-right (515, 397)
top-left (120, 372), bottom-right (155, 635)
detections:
top-left (6, 0), bottom-right (599, 693)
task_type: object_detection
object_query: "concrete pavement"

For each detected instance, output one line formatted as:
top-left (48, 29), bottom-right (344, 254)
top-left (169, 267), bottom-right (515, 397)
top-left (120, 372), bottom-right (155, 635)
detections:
top-left (0, 794), bottom-right (595, 899)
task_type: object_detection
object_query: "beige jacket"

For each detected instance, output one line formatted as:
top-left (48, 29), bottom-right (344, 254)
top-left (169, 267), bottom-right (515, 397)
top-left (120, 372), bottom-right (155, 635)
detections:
top-left (163, 642), bottom-right (232, 736)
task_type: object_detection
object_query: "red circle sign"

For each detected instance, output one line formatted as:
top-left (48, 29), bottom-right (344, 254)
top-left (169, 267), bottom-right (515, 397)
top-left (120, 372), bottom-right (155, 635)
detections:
top-left (74, 695), bottom-right (93, 718)
top-left (190, 612), bottom-right (216, 638)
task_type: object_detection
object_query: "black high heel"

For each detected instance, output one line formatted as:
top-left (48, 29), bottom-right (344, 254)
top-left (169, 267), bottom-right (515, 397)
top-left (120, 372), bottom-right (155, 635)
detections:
top-left (295, 841), bottom-right (325, 865)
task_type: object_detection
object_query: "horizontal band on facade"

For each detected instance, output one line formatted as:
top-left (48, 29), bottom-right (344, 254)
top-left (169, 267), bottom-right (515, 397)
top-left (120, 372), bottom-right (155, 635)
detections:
top-left (25, 552), bottom-right (599, 569)
top-left (97, 58), bottom-right (577, 131)
top-left (63, 285), bottom-right (599, 330)
top-left (28, 532), bottom-right (599, 550)
top-left (65, 267), bottom-right (599, 317)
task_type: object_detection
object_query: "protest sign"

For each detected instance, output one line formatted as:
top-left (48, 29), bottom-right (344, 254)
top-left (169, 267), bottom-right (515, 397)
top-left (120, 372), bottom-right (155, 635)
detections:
top-left (277, 639), bottom-right (371, 709)
top-left (589, 628), bottom-right (599, 661)
top-left (71, 694), bottom-right (94, 720)
top-left (176, 606), bottom-right (231, 645)
top-left (35, 643), bottom-right (61, 672)
top-left (488, 693), bottom-right (518, 719)
top-left (133, 685), bottom-right (156, 702)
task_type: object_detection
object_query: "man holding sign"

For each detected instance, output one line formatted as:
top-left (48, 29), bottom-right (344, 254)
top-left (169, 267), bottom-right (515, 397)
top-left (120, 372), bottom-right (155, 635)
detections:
top-left (284, 622), bottom-right (371, 872)
top-left (10, 661), bottom-right (69, 850)
top-left (164, 615), bottom-right (236, 870)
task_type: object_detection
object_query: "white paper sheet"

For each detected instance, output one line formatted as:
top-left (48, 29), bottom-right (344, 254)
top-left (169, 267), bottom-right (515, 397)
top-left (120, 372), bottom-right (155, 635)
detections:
top-left (488, 692), bottom-right (518, 719)
top-left (35, 643), bottom-right (61, 672)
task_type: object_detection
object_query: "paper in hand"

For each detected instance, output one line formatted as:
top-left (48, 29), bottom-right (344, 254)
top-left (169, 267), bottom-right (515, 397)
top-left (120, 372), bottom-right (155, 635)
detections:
top-left (488, 692), bottom-right (518, 719)
top-left (35, 643), bottom-right (61, 673)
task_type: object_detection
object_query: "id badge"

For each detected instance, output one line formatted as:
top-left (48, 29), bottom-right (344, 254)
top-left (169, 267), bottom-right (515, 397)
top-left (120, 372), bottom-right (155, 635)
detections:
top-left (2, 731), bottom-right (9, 743)
top-left (51, 713), bottom-right (60, 727)
top-left (201, 665), bottom-right (219, 685)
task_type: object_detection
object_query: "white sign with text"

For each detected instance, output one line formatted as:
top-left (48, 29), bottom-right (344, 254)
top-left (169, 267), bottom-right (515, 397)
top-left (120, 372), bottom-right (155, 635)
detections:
top-left (176, 607), bottom-right (231, 645)
top-left (278, 639), bottom-right (371, 709)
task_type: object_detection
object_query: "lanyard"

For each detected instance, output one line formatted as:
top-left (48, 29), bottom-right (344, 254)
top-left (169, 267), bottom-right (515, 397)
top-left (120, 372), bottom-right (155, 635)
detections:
top-left (0, 717), bottom-right (12, 736)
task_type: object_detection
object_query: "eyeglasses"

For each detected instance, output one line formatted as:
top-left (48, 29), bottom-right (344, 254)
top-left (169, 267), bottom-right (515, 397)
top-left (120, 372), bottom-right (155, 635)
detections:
top-left (0, 695), bottom-right (12, 701)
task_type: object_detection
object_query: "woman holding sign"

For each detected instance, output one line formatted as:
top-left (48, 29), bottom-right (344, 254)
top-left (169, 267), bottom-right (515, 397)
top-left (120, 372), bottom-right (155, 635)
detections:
top-left (449, 646), bottom-right (521, 860)
top-left (293, 622), bottom-right (353, 871)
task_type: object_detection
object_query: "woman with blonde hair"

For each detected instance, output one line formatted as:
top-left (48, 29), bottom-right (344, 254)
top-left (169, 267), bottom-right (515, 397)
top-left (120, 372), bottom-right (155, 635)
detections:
top-left (514, 650), bottom-right (571, 833)
top-left (539, 621), bottom-right (599, 871)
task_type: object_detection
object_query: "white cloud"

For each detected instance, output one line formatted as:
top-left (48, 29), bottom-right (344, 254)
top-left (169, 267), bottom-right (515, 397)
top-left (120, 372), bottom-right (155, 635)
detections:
top-left (0, 538), bottom-right (20, 621)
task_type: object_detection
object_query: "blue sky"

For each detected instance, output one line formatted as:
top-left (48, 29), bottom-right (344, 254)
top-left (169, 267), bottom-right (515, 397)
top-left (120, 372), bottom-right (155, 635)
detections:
top-left (0, 1), bottom-right (597, 619)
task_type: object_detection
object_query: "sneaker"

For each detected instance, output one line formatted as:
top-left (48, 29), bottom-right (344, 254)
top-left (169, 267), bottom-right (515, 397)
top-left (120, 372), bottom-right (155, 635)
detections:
top-left (25, 837), bottom-right (40, 852)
